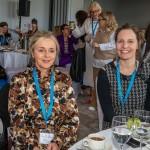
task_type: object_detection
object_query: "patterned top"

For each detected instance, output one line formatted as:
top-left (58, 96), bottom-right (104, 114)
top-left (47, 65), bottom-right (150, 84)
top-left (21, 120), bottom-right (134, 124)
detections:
top-left (97, 61), bottom-right (150, 129)
top-left (8, 63), bottom-right (79, 150)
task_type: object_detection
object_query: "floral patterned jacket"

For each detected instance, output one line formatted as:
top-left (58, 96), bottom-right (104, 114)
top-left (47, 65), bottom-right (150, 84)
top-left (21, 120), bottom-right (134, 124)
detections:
top-left (8, 65), bottom-right (79, 150)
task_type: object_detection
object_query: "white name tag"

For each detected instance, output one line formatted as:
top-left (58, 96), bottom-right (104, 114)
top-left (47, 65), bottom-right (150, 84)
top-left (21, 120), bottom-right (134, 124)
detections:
top-left (39, 129), bottom-right (54, 144)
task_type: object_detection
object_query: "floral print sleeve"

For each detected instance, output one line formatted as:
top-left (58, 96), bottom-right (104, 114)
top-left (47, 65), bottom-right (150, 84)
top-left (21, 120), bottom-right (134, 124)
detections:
top-left (53, 75), bottom-right (79, 149)
top-left (8, 74), bottom-right (39, 149)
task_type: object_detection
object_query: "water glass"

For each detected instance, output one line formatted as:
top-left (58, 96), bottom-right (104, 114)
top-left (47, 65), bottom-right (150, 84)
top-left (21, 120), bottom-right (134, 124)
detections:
top-left (134, 110), bottom-right (150, 150)
top-left (112, 116), bottom-right (132, 150)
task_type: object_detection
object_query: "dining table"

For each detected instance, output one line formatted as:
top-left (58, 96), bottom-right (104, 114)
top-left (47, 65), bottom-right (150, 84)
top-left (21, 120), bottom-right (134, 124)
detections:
top-left (69, 128), bottom-right (149, 150)
top-left (0, 46), bottom-right (30, 81)
top-left (0, 46), bottom-right (30, 69)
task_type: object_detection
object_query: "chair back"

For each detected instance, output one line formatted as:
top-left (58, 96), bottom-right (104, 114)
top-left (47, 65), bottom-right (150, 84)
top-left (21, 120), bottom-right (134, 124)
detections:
top-left (96, 77), bottom-right (104, 131)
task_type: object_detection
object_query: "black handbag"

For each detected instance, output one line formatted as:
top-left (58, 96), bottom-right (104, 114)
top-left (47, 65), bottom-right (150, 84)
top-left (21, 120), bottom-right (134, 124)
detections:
top-left (0, 66), bottom-right (7, 80)
top-left (70, 47), bottom-right (85, 82)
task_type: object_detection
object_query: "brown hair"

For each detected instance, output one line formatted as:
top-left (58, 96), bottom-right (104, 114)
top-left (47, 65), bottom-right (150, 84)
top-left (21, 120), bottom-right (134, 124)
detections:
top-left (75, 10), bottom-right (88, 26)
top-left (60, 24), bottom-right (69, 32)
top-left (0, 22), bottom-right (9, 34)
top-left (115, 23), bottom-right (142, 61)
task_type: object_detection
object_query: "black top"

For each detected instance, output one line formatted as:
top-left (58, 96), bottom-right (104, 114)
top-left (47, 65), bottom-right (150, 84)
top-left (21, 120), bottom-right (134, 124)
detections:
top-left (0, 33), bottom-right (11, 45)
top-left (97, 61), bottom-right (150, 129)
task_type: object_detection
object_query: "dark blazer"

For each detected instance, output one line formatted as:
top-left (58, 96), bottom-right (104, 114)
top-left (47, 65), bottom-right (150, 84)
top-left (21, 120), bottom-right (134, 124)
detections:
top-left (0, 83), bottom-right (10, 149)
top-left (57, 34), bottom-right (78, 56)
top-left (57, 34), bottom-right (78, 67)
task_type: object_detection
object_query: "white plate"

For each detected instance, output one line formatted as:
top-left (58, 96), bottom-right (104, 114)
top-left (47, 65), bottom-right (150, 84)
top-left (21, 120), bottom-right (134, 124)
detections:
top-left (81, 141), bottom-right (112, 150)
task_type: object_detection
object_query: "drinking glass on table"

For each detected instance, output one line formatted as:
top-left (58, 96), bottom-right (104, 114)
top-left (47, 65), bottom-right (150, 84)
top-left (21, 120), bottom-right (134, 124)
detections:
top-left (134, 110), bottom-right (150, 150)
top-left (112, 116), bottom-right (132, 150)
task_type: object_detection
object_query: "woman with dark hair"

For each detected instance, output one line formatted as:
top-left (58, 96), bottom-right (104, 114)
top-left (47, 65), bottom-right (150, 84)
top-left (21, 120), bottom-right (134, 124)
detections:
top-left (57, 24), bottom-right (78, 67)
top-left (75, 10), bottom-right (88, 27)
top-left (97, 23), bottom-right (150, 129)
top-left (70, 10), bottom-right (88, 82)
top-left (0, 22), bottom-right (11, 46)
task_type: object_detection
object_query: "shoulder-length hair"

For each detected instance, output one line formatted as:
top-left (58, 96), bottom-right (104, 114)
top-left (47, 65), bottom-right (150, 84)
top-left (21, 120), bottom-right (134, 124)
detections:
top-left (100, 12), bottom-right (118, 32)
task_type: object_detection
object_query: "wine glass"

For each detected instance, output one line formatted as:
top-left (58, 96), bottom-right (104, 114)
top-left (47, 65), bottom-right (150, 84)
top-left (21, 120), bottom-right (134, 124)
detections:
top-left (112, 116), bottom-right (132, 150)
top-left (134, 110), bottom-right (150, 150)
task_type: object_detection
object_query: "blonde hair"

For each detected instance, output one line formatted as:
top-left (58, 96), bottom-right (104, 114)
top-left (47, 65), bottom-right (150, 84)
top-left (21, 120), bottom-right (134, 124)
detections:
top-left (88, 2), bottom-right (102, 15)
top-left (100, 12), bottom-right (118, 32)
top-left (52, 26), bottom-right (61, 37)
top-left (29, 30), bottom-right (60, 54)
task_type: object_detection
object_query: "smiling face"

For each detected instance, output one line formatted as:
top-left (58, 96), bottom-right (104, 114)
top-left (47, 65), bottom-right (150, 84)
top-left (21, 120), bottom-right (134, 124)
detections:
top-left (90, 5), bottom-right (101, 20)
top-left (116, 29), bottom-right (138, 61)
top-left (32, 23), bottom-right (37, 33)
top-left (2, 25), bottom-right (8, 34)
top-left (31, 38), bottom-right (57, 73)
top-left (62, 25), bottom-right (70, 37)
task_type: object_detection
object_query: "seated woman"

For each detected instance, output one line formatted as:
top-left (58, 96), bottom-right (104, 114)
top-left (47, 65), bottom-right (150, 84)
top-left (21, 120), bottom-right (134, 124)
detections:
top-left (97, 23), bottom-right (150, 130)
top-left (57, 24), bottom-right (78, 67)
top-left (8, 30), bottom-right (79, 149)
top-left (0, 22), bottom-right (11, 46)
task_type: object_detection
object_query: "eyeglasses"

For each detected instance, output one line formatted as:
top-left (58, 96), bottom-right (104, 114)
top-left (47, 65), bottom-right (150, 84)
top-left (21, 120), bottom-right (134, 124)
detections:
top-left (90, 9), bottom-right (99, 14)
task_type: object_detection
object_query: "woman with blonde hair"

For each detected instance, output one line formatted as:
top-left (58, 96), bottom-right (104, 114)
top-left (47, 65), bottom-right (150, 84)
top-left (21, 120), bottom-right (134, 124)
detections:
top-left (8, 30), bottom-right (79, 150)
top-left (72, 2), bottom-right (102, 105)
top-left (91, 12), bottom-right (118, 112)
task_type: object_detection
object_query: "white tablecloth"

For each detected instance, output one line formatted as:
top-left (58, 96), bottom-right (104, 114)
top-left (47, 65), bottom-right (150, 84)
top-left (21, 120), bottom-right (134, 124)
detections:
top-left (0, 51), bottom-right (30, 69)
top-left (69, 129), bottom-right (148, 150)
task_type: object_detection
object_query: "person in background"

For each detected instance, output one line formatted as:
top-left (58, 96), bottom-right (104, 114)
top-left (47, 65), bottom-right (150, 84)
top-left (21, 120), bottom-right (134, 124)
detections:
top-left (72, 2), bottom-right (102, 107)
top-left (52, 26), bottom-right (61, 37)
top-left (142, 23), bottom-right (150, 57)
top-left (57, 24), bottom-right (78, 67)
top-left (0, 22), bottom-right (11, 46)
top-left (70, 10), bottom-right (88, 83)
top-left (91, 12), bottom-right (118, 109)
top-left (8, 30), bottom-right (79, 150)
top-left (97, 23), bottom-right (150, 130)
top-left (26, 18), bottom-right (38, 37)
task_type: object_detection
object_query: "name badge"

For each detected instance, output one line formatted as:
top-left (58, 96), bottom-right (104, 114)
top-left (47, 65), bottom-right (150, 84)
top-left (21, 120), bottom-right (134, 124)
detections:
top-left (39, 129), bottom-right (54, 144)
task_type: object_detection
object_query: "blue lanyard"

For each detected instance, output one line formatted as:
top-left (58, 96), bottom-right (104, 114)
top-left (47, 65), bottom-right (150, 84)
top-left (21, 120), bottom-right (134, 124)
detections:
top-left (33, 68), bottom-right (54, 125)
top-left (0, 35), bottom-right (5, 46)
top-left (92, 18), bottom-right (98, 36)
top-left (116, 58), bottom-right (136, 109)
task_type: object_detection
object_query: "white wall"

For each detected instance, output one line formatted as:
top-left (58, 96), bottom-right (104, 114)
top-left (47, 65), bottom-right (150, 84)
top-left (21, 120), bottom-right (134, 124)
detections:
top-left (0, 0), bottom-right (49, 31)
top-left (67, 0), bottom-right (84, 23)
